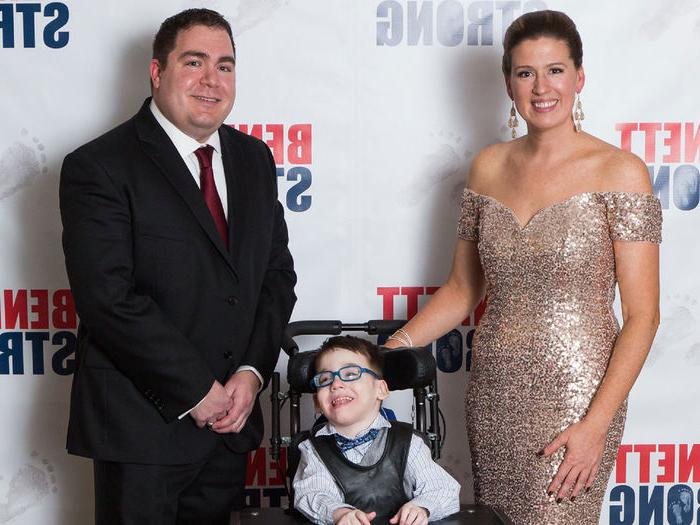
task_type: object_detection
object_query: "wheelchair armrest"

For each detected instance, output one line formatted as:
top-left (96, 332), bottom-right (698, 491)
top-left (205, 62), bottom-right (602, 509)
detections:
top-left (287, 346), bottom-right (436, 393)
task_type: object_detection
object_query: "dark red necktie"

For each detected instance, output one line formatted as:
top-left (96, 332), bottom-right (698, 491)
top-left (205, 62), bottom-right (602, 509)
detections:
top-left (194, 145), bottom-right (228, 248)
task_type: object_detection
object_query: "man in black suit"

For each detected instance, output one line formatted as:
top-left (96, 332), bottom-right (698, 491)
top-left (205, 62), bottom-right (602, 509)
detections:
top-left (59, 9), bottom-right (296, 524)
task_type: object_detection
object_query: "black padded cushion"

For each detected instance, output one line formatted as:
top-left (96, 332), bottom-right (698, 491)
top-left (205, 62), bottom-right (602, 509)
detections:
top-left (287, 347), bottom-right (436, 393)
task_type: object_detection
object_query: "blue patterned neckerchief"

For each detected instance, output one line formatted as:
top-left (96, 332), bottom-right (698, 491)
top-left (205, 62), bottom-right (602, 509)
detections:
top-left (334, 428), bottom-right (380, 452)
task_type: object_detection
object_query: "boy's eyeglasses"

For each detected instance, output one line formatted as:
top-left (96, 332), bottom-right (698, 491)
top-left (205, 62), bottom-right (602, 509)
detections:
top-left (310, 365), bottom-right (381, 390)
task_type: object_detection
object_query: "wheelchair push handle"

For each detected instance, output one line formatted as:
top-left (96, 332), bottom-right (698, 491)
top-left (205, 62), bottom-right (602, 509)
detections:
top-left (281, 321), bottom-right (342, 356)
top-left (365, 319), bottom-right (407, 335)
top-left (282, 320), bottom-right (408, 356)
top-left (285, 320), bottom-right (344, 338)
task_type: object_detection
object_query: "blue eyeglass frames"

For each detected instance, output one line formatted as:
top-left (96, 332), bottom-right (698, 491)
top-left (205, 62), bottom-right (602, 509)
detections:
top-left (309, 365), bottom-right (381, 390)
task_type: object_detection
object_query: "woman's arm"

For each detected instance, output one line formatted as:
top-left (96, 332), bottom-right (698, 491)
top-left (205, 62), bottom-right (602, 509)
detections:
top-left (585, 240), bottom-right (660, 426)
top-left (544, 240), bottom-right (659, 500)
top-left (384, 238), bottom-right (485, 348)
top-left (544, 152), bottom-right (660, 500)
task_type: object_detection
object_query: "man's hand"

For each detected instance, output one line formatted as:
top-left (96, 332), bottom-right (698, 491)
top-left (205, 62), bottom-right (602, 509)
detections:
top-left (211, 370), bottom-right (260, 433)
top-left (389, 503), bottom-right (428, 525)
top-left (333, 508), bottom-right (376, 525)
top-left (189, 380), bottom-right (232, 428)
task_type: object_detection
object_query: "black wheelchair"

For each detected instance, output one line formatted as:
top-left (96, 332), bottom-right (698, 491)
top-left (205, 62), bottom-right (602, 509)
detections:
top-left (232, 320), bottom-right (513, 525)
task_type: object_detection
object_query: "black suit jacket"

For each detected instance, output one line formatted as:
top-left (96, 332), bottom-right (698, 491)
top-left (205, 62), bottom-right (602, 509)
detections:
top-left (60, 99), bottom-right (296, 464)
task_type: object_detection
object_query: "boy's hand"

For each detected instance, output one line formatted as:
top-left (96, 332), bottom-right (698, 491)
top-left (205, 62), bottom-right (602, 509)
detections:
top-left (389, 503), bottom-right (429, 525)
top-left (333, 507), bottom-right (376, 525)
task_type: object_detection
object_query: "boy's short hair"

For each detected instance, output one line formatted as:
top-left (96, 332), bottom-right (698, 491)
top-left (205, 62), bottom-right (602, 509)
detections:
top-left (315, 335), bottom-right (385, 376)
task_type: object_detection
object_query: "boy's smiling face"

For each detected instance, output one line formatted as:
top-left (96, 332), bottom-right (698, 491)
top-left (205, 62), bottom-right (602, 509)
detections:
top-left (314, 347), bottom-right (389, 437)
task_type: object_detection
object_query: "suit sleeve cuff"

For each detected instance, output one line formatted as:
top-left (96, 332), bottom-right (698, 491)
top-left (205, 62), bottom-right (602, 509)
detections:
top-left (177, 395), bottom-right (206, 420)
top-left (236, 366), bottom-right (264, 393)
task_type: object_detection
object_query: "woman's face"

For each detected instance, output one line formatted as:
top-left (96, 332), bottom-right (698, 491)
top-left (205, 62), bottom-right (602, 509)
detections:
top-left (506, 36), bottom-right (584, 134)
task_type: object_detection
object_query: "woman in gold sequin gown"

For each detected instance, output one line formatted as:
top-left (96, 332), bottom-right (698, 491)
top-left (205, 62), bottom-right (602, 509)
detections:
top-left (384, 11), bottom-right (661, 525)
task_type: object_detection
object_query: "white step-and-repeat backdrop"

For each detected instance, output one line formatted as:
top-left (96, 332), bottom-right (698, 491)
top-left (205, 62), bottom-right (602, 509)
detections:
top-left (2, 1), bottom-right (698, 523)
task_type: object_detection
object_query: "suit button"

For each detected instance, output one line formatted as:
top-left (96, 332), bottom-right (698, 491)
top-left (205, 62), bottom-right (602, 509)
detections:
top-left (223, 351), bottom-right (233, 359)
top-left (226, 296), bottom-right (239, 305)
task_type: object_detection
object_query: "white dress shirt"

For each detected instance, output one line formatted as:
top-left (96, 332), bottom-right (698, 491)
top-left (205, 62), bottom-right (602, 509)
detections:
top-left (293, 414), bottom-right (461, 524)
top-left (149, 99), bottom-right (228, 218)
top-left (148, 100), bottom-right (263, 418)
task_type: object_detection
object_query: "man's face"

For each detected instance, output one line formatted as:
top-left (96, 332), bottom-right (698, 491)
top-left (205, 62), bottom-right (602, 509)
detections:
top-left (150, 24), bottom-right (235, 142)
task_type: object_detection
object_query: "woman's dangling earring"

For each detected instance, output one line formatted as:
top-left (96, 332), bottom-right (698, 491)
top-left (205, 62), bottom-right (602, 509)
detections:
top-left (507, 101), bottom-right (519, 139)
top-left (574, 94), bottom-right (584, 132)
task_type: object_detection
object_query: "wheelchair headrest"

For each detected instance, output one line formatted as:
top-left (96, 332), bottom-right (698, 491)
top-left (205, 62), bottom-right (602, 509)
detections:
top-left (286, 346), bottom-right (436, 393)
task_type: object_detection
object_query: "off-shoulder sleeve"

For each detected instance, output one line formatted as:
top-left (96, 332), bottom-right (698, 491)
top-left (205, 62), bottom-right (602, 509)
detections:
top-left (457, 189), bottom-right (481, 241)
top-left (604, 192), bottom-right (662, 243)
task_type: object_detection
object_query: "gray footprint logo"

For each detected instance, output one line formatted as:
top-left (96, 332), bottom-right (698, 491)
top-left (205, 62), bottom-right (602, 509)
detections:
top-left (648, 293), bottom-right (700, 366)
top-left (640, 0), bottom-right (700, 40)
top-left (686, 342), bottom-right (700, 366)
top-left (0, 452), bottom-right (57, 523)
top-left (0, 130), bottom-right (48, 200)
top-left (231, 0), bottom-right (289, 35)
top-left (673, 164), bottom-right (700, 210)
top-left (403, 131), bottom-right (472, 207)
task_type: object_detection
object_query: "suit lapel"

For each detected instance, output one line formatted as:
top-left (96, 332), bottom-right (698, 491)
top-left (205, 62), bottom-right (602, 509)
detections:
top-left (134, 100), bottom-right (239, 280)
top-left (220, 129), bottom-right (250, 268)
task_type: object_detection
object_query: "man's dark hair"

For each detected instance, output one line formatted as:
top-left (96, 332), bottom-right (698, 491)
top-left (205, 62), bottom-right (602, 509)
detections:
top-left (315, 336), bottom-right (385, 376)
top-left (153, 8), bottom-right (235, 68)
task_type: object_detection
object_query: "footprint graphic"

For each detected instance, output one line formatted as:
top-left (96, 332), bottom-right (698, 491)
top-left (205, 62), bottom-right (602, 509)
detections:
top-left (640, 0), bottom-right (700, 40)
top-left (403, 131), bottom-right (472, 207)
top-left (673, 164), bottom-right (700, 210)
top-left (648, 293), bottom-right (700, 366)
top-left (686, 342), bottom-right (700, 365)
top-left (0, 452), bottom-right (57, 523)
top-left (667, 486), bottom-right (693, 525)
top-left (230, 0), bottom-right (289, 35)
top-left (0, 130), bottom-right (48, 201)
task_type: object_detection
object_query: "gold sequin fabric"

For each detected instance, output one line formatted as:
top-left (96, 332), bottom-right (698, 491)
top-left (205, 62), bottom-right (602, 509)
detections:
top-left (458, 189), bottom-right (662, 525)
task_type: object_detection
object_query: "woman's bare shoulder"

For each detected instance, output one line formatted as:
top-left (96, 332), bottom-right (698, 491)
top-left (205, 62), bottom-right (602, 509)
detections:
top-left (597, 144), bottom-right (651, 194)
top-left (574, 134), bottom-right (650, 193)
top-left (467, 141), bottom-right (513, 194)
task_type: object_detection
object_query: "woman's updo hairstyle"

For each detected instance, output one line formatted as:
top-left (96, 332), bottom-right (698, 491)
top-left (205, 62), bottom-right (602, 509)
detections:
top-left (502, 10), bottom-right (583, 76)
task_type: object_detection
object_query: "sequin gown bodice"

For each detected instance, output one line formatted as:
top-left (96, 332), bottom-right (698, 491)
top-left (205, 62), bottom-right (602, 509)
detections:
top-left (457, 190), bottom-right (662, 525)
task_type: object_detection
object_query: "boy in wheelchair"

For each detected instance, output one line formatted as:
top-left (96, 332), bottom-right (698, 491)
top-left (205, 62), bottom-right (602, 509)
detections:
top-left (293, 336), bottom-right (460, 525)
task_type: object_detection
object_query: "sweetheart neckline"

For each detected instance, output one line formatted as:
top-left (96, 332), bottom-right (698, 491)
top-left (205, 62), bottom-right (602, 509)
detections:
top-left (463, 189), bottom-right (655, 231)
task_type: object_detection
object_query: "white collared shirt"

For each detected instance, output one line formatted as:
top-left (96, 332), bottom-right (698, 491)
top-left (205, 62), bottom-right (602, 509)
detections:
top-left (148, 100), bottom-right (263, 417)
top-left (149, 99), bottom-right (228, 218)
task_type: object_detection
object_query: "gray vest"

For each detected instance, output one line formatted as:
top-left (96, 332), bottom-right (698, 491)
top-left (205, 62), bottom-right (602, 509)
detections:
top-left (309, 421), bottom-right (413, 521)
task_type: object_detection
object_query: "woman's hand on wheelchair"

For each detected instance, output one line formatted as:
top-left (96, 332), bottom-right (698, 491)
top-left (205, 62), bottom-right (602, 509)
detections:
top-left (333, 507), bottom-right (376, 525)
top-left (389, 502), bottom-right (428, 525)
